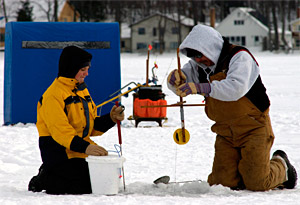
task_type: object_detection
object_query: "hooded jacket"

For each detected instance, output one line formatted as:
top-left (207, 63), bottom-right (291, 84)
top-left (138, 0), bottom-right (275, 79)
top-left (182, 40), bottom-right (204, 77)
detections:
top-left (36, 46), bottom-right (115, 169)
top-left (176, 25), bottom-right (269, 110)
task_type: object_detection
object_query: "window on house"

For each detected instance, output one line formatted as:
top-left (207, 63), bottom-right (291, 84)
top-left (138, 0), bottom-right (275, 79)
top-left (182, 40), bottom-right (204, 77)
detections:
top-left (121, 41), bottom-right (125, 48)
top-left (153, 42), bottom-right (165, 50)
top-left (172, 27), bottom-right (179, 34)
top-left (228, 36), bottom-right (246, 46)
top-left (296, 40), bottom-right (300, 47)
top-left (153, 28), bottom-right (157, 36)
top-left (298, 25), bottom-right (300, 32)
top-left (234, 20), bottom-right (244, 25)
top-left (170, 42), bottom-right (178, 49)
top-left (137, 43), bottom-right (147, 50)
top-left (254, 36), bottom-right (259, 42)
top-left (138, 28), bottom-right (145, 35)
top-left (241, 36), bottom-right (246, 46)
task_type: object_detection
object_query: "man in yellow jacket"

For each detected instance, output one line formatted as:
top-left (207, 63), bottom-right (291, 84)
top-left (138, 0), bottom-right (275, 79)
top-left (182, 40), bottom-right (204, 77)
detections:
top-left (28, 46), bottom-right (124, 194)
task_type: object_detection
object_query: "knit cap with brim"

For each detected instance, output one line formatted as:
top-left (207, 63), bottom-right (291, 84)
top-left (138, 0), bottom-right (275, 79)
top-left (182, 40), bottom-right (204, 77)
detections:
top-left (58, 46), bottom-right (92, 78)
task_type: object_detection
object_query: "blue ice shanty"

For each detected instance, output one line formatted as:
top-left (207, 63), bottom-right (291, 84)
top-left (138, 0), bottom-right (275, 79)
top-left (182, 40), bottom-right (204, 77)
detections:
top-left (4, 22), bottom-right (121, 125)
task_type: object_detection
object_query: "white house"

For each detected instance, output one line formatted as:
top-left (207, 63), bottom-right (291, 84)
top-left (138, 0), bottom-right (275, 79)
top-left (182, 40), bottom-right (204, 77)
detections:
top-left (129, 12), bottom-right (195, 52)
top-left (216, 7), bottom-right (269, 48)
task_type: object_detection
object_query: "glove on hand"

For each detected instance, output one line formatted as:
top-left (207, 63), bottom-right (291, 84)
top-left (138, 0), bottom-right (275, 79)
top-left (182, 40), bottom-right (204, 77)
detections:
top-left (167, 69), bottom-right (187, 87)
top-left (176, 82), bottom-right (211, 97)
top-left (110, 105), bottom-right (125, 123)
top-left (85, 144), bottom-right (108, 156)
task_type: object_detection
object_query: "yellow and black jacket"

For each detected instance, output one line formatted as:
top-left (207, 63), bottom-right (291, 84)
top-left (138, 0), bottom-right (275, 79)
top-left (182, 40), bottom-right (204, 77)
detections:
top-left (37, 77), bottom-right (115, 168)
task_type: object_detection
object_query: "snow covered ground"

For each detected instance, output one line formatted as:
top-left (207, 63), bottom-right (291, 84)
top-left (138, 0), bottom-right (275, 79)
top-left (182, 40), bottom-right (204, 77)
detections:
top-left (0, 48), bottom-right (299, 205)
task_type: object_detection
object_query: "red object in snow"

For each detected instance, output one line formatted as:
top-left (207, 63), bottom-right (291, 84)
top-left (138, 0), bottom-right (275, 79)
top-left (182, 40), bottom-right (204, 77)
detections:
top-left (134, 98), bottom-right (167, 118)
top-left (115, 101), bottom-right (122, 145)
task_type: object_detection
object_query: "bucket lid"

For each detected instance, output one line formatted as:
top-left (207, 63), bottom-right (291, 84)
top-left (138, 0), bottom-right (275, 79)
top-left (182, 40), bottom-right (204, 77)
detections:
top-left (86, 155), bottom-right (126, 164)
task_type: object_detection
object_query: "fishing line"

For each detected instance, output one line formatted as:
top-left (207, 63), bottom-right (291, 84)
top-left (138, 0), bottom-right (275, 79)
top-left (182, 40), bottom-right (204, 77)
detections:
top-left (107, 144), bottom-right (122, 157)
top-left (173, 144), bottom-right (178, 192)
top-left (161, 57), bottom-right (175, 84)
top-left (107, 144), bottom-right (123, 178)
top-left (98, 101), bottom-right (121, 116)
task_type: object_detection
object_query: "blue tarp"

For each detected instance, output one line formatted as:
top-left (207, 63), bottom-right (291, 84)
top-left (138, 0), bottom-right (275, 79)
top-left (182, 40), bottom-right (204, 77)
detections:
top-left (4, 22), bottom-right (121, 125)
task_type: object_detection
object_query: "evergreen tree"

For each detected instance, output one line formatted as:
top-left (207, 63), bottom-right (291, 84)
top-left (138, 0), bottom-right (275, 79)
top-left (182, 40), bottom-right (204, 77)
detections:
top-left (17, 0), bottom-right (33, 21)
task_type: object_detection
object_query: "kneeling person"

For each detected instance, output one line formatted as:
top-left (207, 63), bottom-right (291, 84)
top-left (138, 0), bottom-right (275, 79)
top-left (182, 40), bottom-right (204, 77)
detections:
top-left (28, 46), bottom-right (124, 194)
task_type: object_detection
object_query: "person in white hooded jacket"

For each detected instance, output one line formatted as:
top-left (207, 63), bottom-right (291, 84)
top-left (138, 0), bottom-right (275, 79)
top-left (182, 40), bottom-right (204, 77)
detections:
top-left (167, 25), bottom-right (297, 191)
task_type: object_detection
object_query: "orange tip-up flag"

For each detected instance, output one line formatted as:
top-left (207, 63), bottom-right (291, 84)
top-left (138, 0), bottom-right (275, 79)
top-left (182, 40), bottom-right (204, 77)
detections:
top-left (148, 44), bottom-right (153, 50)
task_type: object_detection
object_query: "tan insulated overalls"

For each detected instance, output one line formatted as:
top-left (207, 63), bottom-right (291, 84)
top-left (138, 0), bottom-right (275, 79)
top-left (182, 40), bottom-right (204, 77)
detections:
top-left (206, 72), bottom-right (286, 191)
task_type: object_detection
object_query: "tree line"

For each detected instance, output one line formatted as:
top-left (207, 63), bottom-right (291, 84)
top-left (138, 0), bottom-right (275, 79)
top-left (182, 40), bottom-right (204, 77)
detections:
top-left (1, 0), bottom-right (299, 52)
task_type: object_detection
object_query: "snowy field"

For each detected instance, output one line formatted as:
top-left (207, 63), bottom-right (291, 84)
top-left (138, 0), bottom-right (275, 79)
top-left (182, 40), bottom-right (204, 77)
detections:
top-left (0, 49), bottom-right (299, 205)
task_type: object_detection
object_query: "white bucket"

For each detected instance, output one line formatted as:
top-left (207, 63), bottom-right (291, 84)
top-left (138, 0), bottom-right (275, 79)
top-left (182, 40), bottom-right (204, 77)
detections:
top-left (86, 155), bottom-right (126, 195)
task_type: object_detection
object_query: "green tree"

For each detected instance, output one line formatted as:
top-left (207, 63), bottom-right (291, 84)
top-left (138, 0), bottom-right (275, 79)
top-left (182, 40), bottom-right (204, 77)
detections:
top-left (17, 0), bottom-right (33, 21)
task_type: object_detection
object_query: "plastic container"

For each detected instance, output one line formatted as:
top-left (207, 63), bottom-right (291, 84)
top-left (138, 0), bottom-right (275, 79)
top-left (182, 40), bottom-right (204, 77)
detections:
top-left (86, 155), bottom-right (126, 195)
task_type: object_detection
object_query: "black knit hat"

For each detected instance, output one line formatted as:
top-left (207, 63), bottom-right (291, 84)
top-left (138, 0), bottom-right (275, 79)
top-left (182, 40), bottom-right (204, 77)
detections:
top-left (58, 46), bottom-right (92, 78)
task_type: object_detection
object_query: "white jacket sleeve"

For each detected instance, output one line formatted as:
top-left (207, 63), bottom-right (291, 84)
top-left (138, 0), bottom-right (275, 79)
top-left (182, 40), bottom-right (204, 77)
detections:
top-left (209, 51), bottom-right (260, 101)
top-left (167, 60), bottom-right (201, 94)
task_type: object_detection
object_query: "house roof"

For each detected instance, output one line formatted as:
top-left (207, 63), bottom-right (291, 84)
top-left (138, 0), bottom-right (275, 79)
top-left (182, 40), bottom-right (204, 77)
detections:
top-left (130, 12), bottom-right (195, 27)
top-left (248, 10), bottom-right (268, 27)
top-left (216, 7), bottom-right (269, 33)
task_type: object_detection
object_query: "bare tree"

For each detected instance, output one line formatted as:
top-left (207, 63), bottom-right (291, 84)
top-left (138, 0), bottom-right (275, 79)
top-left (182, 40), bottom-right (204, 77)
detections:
top-left (31, 0), bottom-right (63, 22)
top-left (265, 1), bottom-right (272, 51)
top-left (280, 0), bottom-right (288, 51)
top-left (177, 0), bottom-right (182, 45)
top-left (157, 1), bottom-right (169, 54)
top-left (190, 0), bottom-right (199, 26)
top-left (157, 15), bottom-right (166, 54)
top-left (271, 1), bottom-right (279, 51)
top-left (53, 0), bottom-right (58, 22)
top-left (1, 0), bottom-right (8, 23)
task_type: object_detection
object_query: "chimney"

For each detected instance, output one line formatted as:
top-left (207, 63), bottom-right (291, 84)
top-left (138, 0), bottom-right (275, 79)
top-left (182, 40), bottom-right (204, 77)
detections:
top-left (210, 7), bottom-right (216, 28)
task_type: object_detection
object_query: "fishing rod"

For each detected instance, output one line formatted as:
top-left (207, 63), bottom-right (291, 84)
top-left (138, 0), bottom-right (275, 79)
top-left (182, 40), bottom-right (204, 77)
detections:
top-left (96, 84), bottom-right (143, 108)
top-left (115, 101), bottom-right (126, 191)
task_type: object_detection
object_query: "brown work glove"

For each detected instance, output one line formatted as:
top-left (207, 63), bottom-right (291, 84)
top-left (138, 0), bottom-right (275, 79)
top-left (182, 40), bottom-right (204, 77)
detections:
top-left (167, 69), bottom-right (187, 87)
top-left (110, 105), bottom-right (125, 123)
top-left (85, 144), bottom-right (108, 156)
top-left (176, 82), bottom-right (211, 97)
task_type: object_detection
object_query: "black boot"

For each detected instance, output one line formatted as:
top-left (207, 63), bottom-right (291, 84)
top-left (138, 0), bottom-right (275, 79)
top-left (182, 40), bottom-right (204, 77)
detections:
top-left (28, 165), bottom-right (46, 192)
top-left (273, 150), bottom-right (298, 189)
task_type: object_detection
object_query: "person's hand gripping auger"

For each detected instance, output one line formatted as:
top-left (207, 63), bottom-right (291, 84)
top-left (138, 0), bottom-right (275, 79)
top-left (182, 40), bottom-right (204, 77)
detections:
top-left (173, 48), bottom-right (190, 145)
